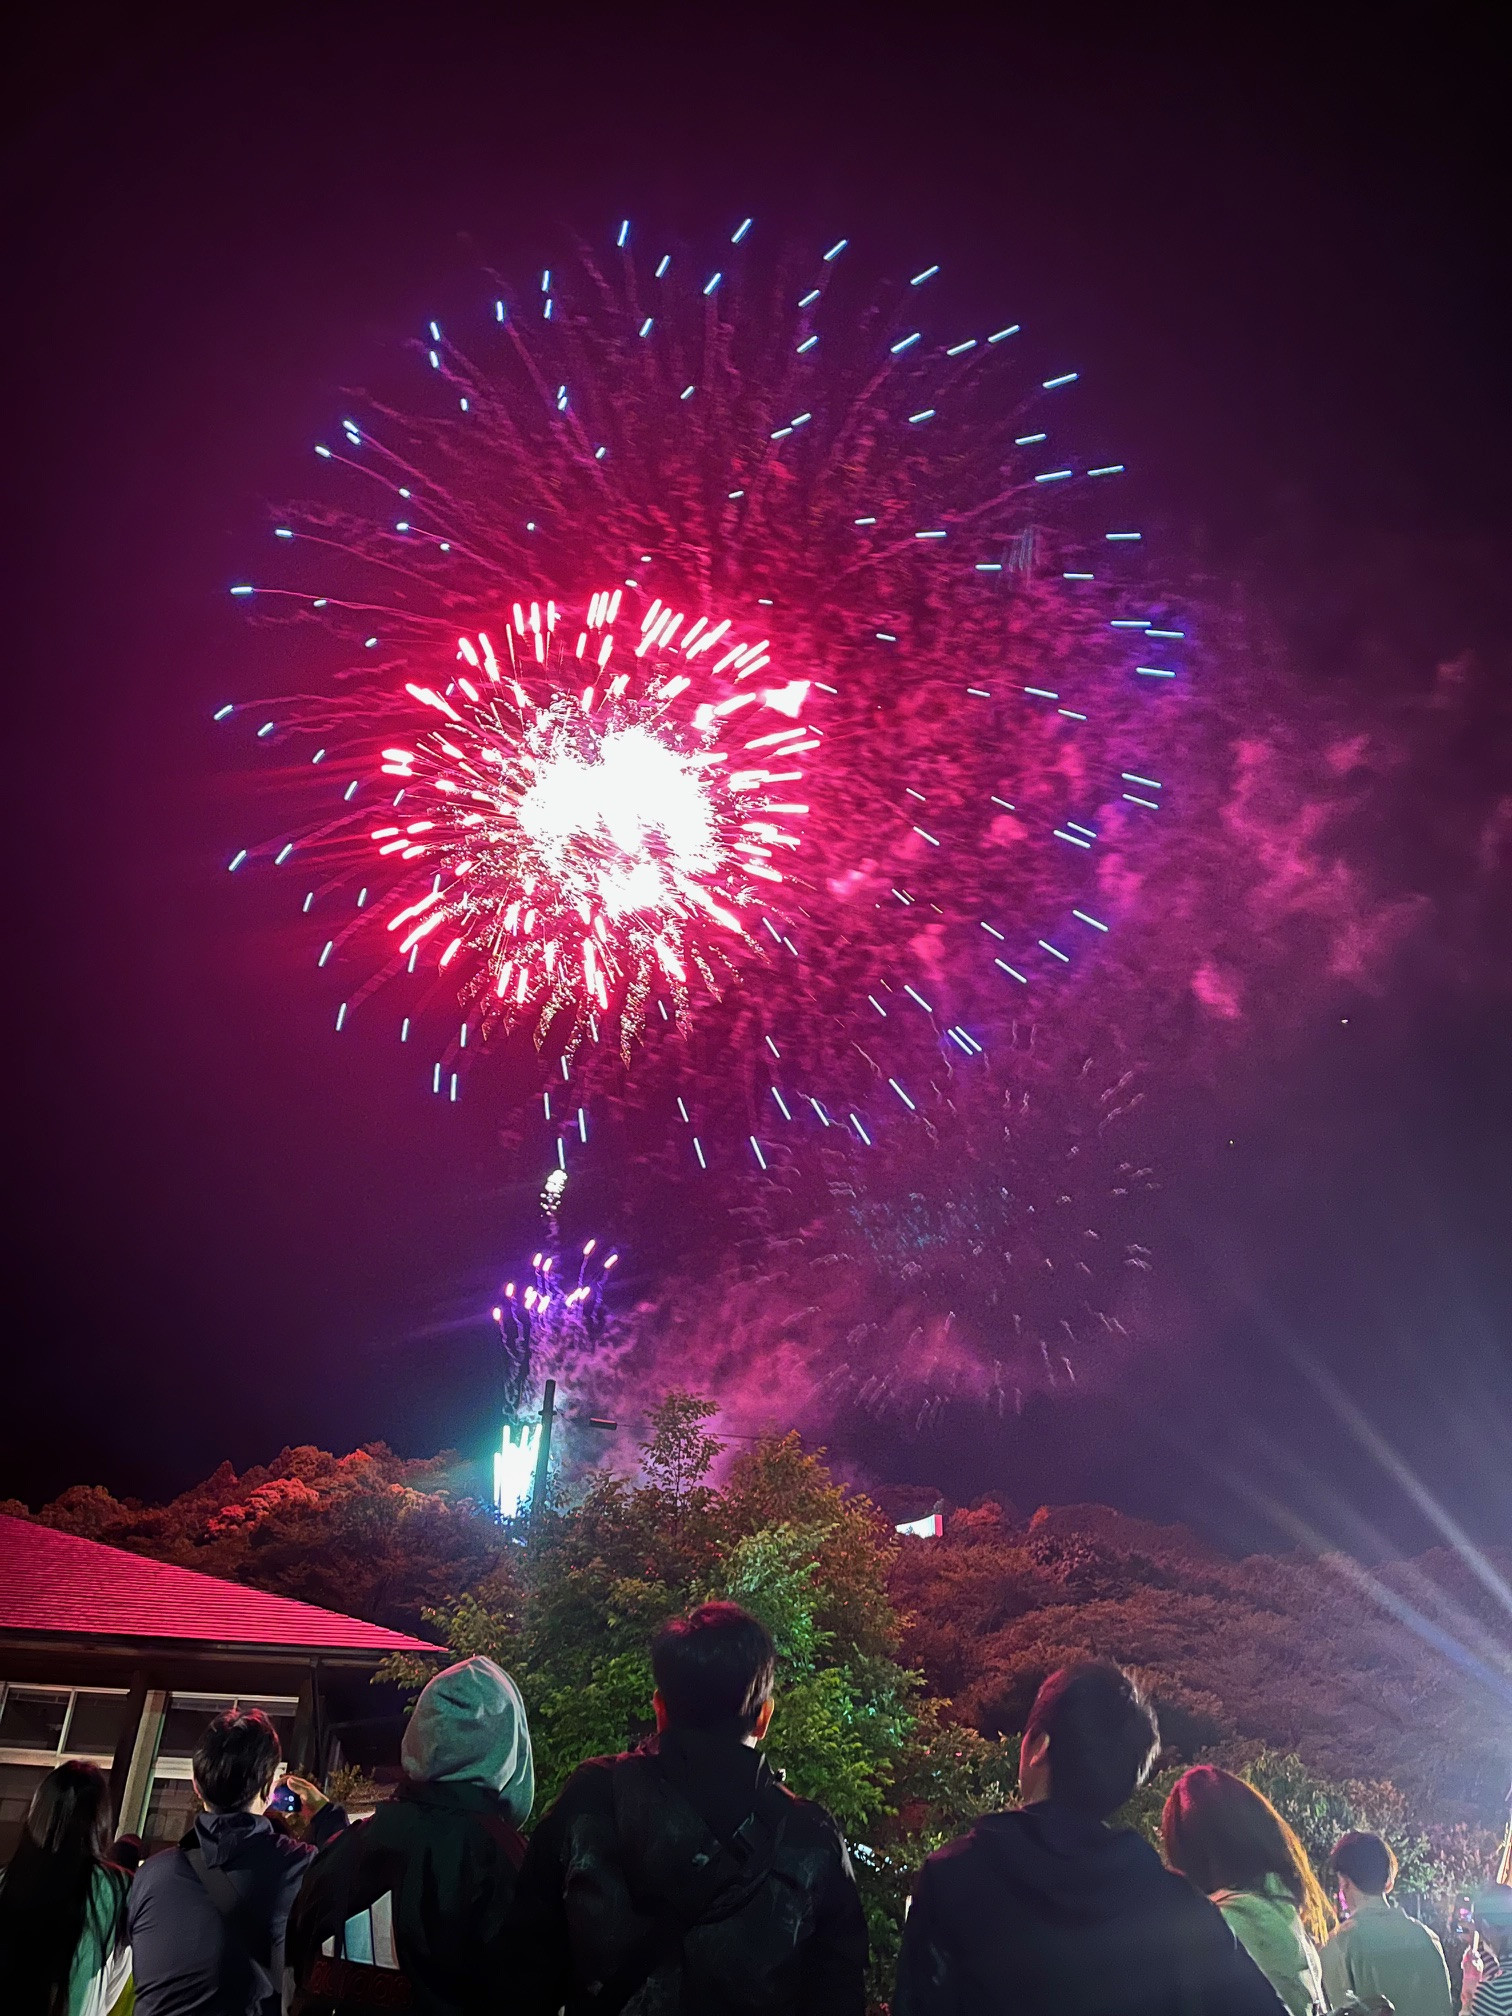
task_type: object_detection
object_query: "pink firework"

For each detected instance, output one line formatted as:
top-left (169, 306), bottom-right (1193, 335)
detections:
top-left (221, 220), bottom-right (1184, 1176)
top-left (368, 591), bottom-right (812, 1053)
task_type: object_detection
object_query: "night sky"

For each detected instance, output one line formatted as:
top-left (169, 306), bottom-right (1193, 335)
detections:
top-left (5, 4), bottom-right (1509, 1554)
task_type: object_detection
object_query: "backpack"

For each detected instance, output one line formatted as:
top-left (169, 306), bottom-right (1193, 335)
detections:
top-left (288, 1812), bottom-right (526, 2016)
top-left (586, 1754), bottom-right (792, 2016)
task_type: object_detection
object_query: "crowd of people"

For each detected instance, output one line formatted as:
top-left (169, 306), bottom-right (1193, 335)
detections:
top-left (1, 1601), bottom-right (1508, 2016)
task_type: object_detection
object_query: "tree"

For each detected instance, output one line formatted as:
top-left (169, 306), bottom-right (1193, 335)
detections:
top-left (639, 1391), bottom-right (723, 1513)
top-left (29, 1444), bottom-right (504, 1634)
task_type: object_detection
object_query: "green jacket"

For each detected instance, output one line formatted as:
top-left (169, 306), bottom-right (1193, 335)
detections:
top-left (1213, 1876), bottom-right (1326, 2016)
top-left (1321, 1896), bottom-right (1453, 2016)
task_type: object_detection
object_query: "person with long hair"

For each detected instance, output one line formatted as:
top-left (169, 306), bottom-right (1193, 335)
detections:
top-left (1162, 1766), bottom-right (1332, 2016)
top-left (0, 1759), bottom-right (132, 2016)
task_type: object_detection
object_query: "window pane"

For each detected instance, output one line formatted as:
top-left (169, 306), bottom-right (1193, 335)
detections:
top-left (158, 1703), bottom-right (219, 1760)
top-left (0, 1689), bottom-right (69, 1753)
top-left (0, 1763), bottom-right (51, 1864)
top-left (143, 1776), bottom-right (201, 1851)
top-left (158, 1698), bottom-right (296, 1760)
top-left (66, 1693), bottom-right (129, 1757)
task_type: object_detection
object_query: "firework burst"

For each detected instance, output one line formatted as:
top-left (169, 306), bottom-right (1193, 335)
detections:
top-left (364, 591), bottom-right (812, 1055)
top-left (223, 220), bottom-right (1185, 1192)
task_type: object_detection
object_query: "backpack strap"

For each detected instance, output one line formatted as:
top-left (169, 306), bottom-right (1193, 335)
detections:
top-left (588, 1756), bottom-right (790, 2016)
top-left (475, 1810), bottom-right (528, 1871)
top-left (184, 1845), bottom-right (275, 1979)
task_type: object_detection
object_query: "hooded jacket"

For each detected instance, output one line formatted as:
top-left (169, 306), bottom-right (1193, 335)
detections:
top-left (508, 1726), bottom-right (868, 2016)
top-left (289, 1656), bottom-right (535, 2016)
top-left (127, 1802), bottom-right (347, 2016)
top-left (893, 1799), bottom-right (1290, 2016)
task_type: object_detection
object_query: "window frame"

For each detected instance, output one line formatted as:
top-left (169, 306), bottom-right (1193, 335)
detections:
top-left (148, 1690), bottom-right (300, 1782)
top-left (0, 1681), bottom-right (131, 1768)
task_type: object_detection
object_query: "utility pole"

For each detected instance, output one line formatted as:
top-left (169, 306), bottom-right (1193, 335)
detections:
top-left (528, 1378), bottom-right (556, 1528)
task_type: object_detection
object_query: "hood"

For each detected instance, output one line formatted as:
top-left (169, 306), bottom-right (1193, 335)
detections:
top-left (401, 1655), bottom-right (534, 1824)
top-left (194, 1809), bottom-right (272, 1868)
top-left (972, 1801), bottom-right (1172, 1928)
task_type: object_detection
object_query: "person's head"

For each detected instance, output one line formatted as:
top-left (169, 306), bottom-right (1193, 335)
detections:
top-left (0, 1761), bottom-right (120, 2015)
top-left (1162, 1766), bottom-right (1334, 1944)
top-left (109, 1834), bottom-right (145, 1875)
top-left (651, 1602), bottom-right (776, 1744)
top-left (1018, 1661), bottom-right (1159, 1820)
top-left (1473, 1885), bottom-right (1512, 1960)
top-left (401, 1656), bottom-right (535, 1826)
top-left (192, 1709), bottom-right (282, 1816)
top-left (1331, 1831), bottom-right (1397, 1913)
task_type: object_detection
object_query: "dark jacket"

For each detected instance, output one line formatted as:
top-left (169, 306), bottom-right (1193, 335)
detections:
top-left (288, 1778), bottom-right (527, 2015)
top-left (126, 1804), bottom-right (346, 2016)
top-left (509, 1728), bottom-right (868, 2016)
top-left (893, 1799), bottom-right (1290, 2016)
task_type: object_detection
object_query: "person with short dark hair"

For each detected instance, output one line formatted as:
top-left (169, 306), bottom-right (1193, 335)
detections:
top-left (0, 1759), bottom-right (131, 2016)
top-left (288, 1656), bottom-right (535, 2015)
top-left (126, 1708), bottom-right (345, 2016)
top-left (1460, 1886), bottom-right (1512, 2016)
top-left (1321, 1830), bottom-right (1452, 2016)
top-left (894, 1660), bottom-right (1287, 2016)
top-left (510, 1599), bottom-right (867, 2014)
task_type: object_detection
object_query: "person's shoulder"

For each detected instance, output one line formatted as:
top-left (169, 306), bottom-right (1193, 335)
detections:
top-left (920, 1816), bottom-right (996, 1872)
top-left (93, 1859), bottom-right (131, 1921)
top-left (575, 1749), bottom-right (636, 1781)
top-left (767, 1777), bottom-right (850, 1852)
top-left (1321, 1912), bottom-right (1356, 1952)
top-left (1213, 1887), bottom-right (1267, 1923)
top-left (552, 1751), bottom-right (632, 1812)
top-left (1399, 1909), bottom-right (1446, 1953)
top-left (126, 1843), bottom-right (184, 1906)
top-left (130, 1842), bottom-right (177, 1883)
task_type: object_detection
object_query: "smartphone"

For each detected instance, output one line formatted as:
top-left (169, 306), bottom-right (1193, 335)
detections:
top-left (268, 1781), bottom-right (300, 1815)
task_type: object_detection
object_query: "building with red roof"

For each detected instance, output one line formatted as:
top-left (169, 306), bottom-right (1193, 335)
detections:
top-left (0, 1513), bottom-right (441, 1854)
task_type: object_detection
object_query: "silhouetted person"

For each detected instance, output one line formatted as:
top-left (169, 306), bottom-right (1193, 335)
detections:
top-left (289, 1656), bottom-right (534, 2014)
top-left (895, 1660), bottom-right (1287, 2016)
top-left (1321, 1830), bottom-right (1451, 2016)
top-left (127, 1708), bottom-right (344, 2016)
top-left (511, 1600), bottom-right (867, 2015)
top-left (0, 1759), bottom-right (131, 2016)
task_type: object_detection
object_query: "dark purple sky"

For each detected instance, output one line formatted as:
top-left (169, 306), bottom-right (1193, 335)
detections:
top-left (4, 3), bottom-right (1509, 1552)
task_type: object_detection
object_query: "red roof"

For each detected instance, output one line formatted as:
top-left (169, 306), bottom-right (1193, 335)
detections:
top-left (0, 1515), bottom-right (440, 1656)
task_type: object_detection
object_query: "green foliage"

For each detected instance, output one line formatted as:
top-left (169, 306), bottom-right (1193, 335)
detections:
top-left (378, 1395), bottom-right (922, 1843)
top-left (27, 1409), bottom-right (1512, 1997)
top-left (1232, 1749), bottom-right (1503, 1915)
top-left (639, 1391), bottom-right (723, 1512)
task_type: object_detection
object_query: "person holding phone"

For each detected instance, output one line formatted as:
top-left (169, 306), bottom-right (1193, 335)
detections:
top-left (1460, 1887), bottom-right (1512, 2015)
top-left (127, 1709), bottom-right (346, 2016)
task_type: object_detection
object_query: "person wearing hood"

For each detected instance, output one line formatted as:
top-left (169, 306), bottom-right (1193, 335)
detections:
top-left (126, 1709), bottom-right (346, 2016)
top-left (509, 1601), bottom-right (868, 2016)
top-left (894, 1661), bottom-right (1288, 2016)
top-left (287, 1655), bottom-right (534, 2015)
top-left (1162, 1766), bottom-right (1331, 2016)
